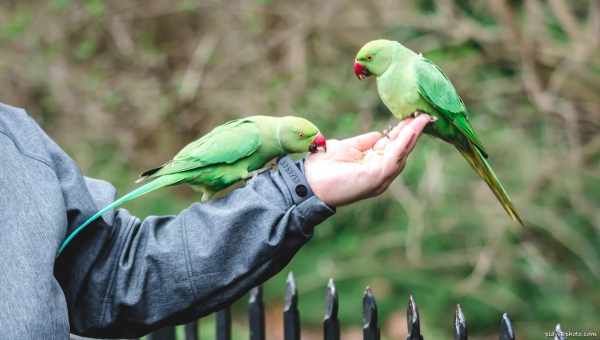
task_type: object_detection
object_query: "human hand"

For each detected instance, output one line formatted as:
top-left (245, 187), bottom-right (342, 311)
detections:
top-left (305, 115), bottom-right (432, 207)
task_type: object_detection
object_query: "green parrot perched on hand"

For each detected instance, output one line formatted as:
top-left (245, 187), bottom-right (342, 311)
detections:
top-left (57, 115), bottom-right (327, 255)
top-left (354, 39), bottom-right (523, 226)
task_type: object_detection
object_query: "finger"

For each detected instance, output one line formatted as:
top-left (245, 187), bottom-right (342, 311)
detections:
top-left (374, 120), bottom-right (412, 150)
top-left (340, 131), bottom-right (383, 151)
top-left (389, 115), bottom-right (430, 156)
top-left (383, 115), bottom-right (431, 172)
top-left (387, 118), bottom-right (414, 140)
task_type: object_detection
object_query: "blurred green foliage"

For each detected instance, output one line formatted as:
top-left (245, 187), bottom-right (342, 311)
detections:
top-left (1, 1), bottom-right (599, 339)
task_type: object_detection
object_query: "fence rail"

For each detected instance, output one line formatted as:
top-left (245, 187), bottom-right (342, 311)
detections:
top-left (137, 271), bottom-right (566, 339)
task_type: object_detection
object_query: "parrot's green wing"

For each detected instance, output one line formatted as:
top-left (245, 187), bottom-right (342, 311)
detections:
top-left (142, 118), bottom-right (261, 178)
top-left (414, 57), bottom-right (488, 158)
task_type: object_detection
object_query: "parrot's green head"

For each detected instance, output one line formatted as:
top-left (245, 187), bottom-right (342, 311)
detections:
top-left (277, 116), bottom-right (326, 154)
top-left (354, 39), bottom-right (398, 79)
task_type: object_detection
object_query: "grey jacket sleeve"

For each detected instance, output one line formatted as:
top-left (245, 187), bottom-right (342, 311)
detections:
top-left (52, 143), bottom-right (334, 335)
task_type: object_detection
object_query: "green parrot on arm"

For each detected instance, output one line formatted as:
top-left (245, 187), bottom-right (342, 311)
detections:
top-left (57, 115), bottom-right (327, 255)
top-left (354, 39), bottom-right (523, 226)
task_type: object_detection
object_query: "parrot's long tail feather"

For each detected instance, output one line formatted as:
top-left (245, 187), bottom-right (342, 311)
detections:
top-left (57, 175), bottom-right (182, 256)
top-left (458, 142), bottom-right (524, 226)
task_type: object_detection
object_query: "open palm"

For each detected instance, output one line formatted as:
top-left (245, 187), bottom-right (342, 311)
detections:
top-left (305, 115), bottom-right (431, 207)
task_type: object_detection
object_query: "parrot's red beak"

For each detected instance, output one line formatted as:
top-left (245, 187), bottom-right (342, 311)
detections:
top-left (309, 133), bottom-right (327, 153)
top-left (354, 62), bottom-right (371, 80)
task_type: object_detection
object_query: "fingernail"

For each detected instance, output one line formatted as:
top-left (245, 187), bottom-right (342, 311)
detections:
top-left (430, 116), bottom-right (438, 122)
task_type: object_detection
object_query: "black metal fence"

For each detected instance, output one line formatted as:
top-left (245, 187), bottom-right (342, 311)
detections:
top-left (143, 272), bottom-right (567, 340)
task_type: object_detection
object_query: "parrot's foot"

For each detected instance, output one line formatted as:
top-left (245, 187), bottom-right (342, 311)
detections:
top-left (370, 122), bottom-right (395, 152)
top-left (410, 111), bottom-right (423, 118)
top-left (381, 122), bottom-right (396, 139)
top-left (410, 110), bottom-right (437, 122)
top-left (249, 162), bottom-right (277, 180)
top-left (200, 191), bottom-right (215, 202)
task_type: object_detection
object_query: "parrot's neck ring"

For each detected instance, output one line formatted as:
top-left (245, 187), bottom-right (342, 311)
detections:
top-left (276, 122), bottom-right (284, 153)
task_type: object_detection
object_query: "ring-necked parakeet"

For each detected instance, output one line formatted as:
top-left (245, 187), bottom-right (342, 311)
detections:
top-left (354, 39), bottom-right (523, 226)
top-left (57, 115), bottom-right (327, 255)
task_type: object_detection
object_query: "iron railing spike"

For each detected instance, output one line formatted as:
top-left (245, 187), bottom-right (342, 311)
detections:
top-left (362, 287), bottom-right (380, 340)
top-left (554, 323), bottom-right (566, 340)
top-left (406, 294), bottom-right (423, 340)
top-left (249, 286), bottom-right (262, 304)
top-left (499, 313), bottom-right (515, 340)
top-left (284, 273), bottom-right (300, 340)
top-left (284, 272), bottom-right (298, 312)
top-left (454, 304), bottom-right (467, 340)
top-left (323, 279), bottom-right (340, 340)
top-left (325, 278), bottom-right (338, 319)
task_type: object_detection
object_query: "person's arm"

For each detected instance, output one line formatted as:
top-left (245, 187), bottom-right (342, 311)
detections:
top-left (52, 114), bottom-right (430, 338)
top-left (54, 153), bottom-right (333, 337)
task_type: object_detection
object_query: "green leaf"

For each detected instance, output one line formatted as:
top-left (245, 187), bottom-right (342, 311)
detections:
top-left (2, 12), bottom-right (31, 40)
top-left (75, 40), bottom-right (97, 60)
top-left (84, 0), bottom-right (105, 17)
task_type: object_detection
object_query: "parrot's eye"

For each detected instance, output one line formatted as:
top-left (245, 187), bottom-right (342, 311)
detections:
top-left (298, 131), bottom-right (305, 138)
top-left (367, 55), bottom-right (372, 61)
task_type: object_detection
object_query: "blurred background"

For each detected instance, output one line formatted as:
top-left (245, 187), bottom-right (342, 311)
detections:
top-left (1, 0), bottom-right (599, 339)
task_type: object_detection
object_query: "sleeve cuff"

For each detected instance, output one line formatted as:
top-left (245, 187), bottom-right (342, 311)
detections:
top-left (276, 156), bottom-right (335, 236)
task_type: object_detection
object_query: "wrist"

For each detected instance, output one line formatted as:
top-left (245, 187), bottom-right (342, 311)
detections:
top-left (276, 156), bottom-right (335, 211)
top-left (304, 157), bottom-right (336, 207)
top-left (278, 157), bottom-right (335, 227)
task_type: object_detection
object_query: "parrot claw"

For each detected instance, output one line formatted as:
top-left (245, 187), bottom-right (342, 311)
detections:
top-left (410, 110), bottom-right (436, 122)
top-left (249, 162), bottom-right (278, 180)
top-left (381, 122), bottom-right (395, 139)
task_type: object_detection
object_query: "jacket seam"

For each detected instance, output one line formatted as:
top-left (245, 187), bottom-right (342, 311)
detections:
top-left (182, 213), bottom-right (198, 300)
top-left (0, 129), bottom-right (53, 169)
